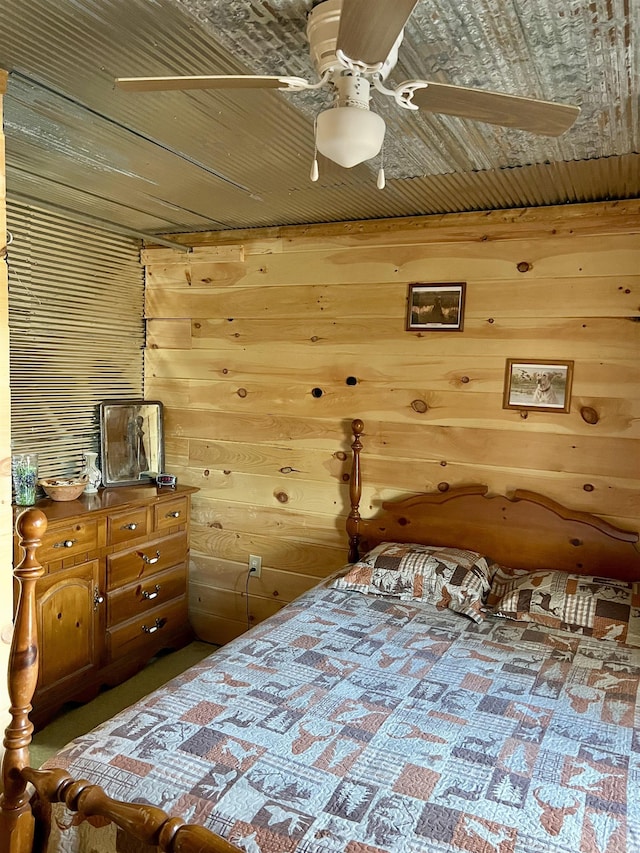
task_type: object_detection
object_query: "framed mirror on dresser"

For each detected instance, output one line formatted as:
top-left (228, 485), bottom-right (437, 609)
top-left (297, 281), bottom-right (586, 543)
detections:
top-left (99, 399), bottom-right (164, 487)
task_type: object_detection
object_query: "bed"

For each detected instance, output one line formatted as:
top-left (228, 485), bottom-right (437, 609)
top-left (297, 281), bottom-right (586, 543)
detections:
top-left (2, 418), bottom-right (640, 853)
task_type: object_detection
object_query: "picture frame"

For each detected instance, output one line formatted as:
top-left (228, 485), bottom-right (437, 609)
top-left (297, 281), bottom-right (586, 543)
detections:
top-left (99, 399), bottom-right (164, 487)
top-left (502, 360), bottom-right (574, 413)
top-left (406, 282), bottom-right (466, 332)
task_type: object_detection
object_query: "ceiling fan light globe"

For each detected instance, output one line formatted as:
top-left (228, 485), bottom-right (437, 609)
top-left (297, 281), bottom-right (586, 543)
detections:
top-left (315, 106), bottom-right (386, 168)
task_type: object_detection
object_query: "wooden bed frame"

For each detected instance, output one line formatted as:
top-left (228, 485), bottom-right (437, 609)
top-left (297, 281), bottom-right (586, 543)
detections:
top-left (2, 418), bottom-right (640, 853)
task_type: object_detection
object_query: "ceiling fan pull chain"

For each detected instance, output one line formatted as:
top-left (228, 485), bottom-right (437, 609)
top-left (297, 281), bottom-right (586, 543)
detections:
top-left (377, 143), bottom-right (386, 190)
top-left (310, 118), bottom-right (320, 182)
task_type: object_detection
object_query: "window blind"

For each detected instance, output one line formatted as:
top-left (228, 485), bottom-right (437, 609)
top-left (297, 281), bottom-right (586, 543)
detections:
top-left (7, 199), bottom-right (145, 480)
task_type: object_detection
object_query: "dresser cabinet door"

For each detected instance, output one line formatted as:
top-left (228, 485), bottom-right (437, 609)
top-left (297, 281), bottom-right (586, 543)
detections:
top-left (36, 558), bottom-right (103, 698)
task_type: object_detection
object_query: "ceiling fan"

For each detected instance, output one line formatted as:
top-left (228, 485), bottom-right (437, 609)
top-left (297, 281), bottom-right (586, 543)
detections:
top-left (116, 0), bottom-right (580, 187)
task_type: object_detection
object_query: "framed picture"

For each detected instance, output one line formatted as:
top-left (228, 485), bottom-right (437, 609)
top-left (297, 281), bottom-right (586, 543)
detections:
top-left (99, 399), bottom-right (164, 487)
top-left (503, 360), bottom-right (574, 413)
top-left (406, 282), bottom-right (466, 331)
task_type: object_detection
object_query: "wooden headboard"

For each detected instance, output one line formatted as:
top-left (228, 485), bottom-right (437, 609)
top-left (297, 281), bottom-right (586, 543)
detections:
top-left (347, 419), bottom-right (640, 582)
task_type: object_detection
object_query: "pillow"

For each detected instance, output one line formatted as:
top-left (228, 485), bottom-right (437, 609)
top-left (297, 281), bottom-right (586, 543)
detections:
top-left (487, 565), bottom-right (640, 645)
top-left (330, 542), bottom-right (494, 623)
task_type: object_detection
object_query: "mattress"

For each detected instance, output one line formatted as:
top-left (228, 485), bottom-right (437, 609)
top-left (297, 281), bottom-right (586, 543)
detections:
top-left (43, 581), bottom-right (640, 853)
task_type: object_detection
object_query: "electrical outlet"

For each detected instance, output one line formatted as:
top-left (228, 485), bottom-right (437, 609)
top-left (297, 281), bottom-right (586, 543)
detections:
top-left (248, 554), bottom-right (262, 578)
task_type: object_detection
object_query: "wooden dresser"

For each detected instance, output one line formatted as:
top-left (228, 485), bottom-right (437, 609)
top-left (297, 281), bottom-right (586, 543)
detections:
top-left (13, 484), bottom-right (198, 730)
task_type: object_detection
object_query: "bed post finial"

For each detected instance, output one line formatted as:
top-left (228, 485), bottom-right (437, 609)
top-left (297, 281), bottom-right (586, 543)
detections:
top-left (347, 419), bottom-right (364, 563)
top-left (0, 508), bottom-right (47, 853)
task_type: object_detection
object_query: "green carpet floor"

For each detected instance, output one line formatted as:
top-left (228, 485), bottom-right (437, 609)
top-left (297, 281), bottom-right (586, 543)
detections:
top-left (30, 640), bottom-right (215, 769)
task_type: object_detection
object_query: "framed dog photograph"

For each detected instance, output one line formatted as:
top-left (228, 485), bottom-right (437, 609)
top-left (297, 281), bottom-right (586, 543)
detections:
top-left (503, 359), bottom-right (574, 413)
top-left (406, 282), bottom-right (466, 331)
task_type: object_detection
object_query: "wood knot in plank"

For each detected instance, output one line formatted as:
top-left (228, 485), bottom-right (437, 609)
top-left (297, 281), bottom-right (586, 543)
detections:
top-left (580, 406), bottom-right (599, 424)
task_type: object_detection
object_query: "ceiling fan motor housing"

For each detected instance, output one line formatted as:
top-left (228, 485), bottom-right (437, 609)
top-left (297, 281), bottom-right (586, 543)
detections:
top-left (332, 74), bottom-right (371, 109)
top-left (307, 0), bottom-right (402, 79)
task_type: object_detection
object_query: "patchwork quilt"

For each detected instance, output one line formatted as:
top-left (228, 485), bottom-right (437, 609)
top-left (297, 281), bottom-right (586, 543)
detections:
top-left (44, 582), bottom-right (640, 853)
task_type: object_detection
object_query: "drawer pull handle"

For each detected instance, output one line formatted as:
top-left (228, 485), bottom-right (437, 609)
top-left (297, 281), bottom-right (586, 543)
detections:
top-left (137, 550), bottom-right (160, 565)
top-left (54, 538), bottom-right (78, 549)
top-left (122, 522), bottom-right (138, 531)
top-left (94, 588), bottom-right (104, 610)
top-left (142, 584), bottom-right (161, 600)
top-left (142, 618), bottom-right (165, 634)
top-left (166, 510), bottom-right (181, 519)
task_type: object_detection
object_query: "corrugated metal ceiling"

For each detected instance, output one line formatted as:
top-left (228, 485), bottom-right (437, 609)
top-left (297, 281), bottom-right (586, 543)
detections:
top-left (1, 0), bottom-right (637, 235)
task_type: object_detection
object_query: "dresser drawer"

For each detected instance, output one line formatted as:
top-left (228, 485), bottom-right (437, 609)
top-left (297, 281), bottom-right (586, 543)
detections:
top-left (38, 519), bottom-right (99, 567)
top-left (107, 564), bottom-right (187, 626)
top-left (154, 496), bottom-right (189, 532)
top-left (106, 531), bottom-right (187, 590)
top-left (107, 597), bottom-right (188, 660)
top-left (107, 506), bottom-right (149, 546)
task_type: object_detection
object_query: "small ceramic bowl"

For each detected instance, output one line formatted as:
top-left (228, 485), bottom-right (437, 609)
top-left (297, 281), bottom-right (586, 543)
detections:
top-left (39, 477), bottom-right (87, 502)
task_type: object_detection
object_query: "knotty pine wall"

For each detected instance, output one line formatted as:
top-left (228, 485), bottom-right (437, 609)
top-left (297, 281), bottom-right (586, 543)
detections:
top-left (143, 199), bottom-right (640, 646)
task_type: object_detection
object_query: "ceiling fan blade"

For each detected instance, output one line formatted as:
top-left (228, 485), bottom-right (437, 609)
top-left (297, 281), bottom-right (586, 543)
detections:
top-left (410, 82), bottom-right (580, 136)
top-left (115, 74), bottom-right (308, 93)
top-left (336, 0), bottom-right (419, 67)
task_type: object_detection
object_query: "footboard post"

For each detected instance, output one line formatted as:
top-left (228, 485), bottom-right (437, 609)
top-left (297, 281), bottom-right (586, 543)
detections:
top-left (0, 508), bottom-right (48, 853)
top-left (347, 419), bottom-right (364, 563)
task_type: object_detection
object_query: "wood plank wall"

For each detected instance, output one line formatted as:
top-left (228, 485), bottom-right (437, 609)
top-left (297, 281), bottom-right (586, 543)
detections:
top-left (143, 200), bottom-right (640, 646)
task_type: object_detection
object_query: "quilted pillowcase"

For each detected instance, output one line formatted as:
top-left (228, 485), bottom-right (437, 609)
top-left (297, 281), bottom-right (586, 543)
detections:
top-left (487, 565), bottom-right (640, 645)
top-left (331, 542), bottom-right (494, 623)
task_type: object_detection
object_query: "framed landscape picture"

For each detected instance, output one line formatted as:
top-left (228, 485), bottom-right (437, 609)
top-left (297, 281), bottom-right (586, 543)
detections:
top-left (503, 360), bottom-right (574, 413)
top-left (406, 282), bottom-right (466, 332)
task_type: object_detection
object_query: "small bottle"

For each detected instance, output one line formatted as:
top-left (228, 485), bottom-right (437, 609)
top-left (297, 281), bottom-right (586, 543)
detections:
top-left (82, 451), bottom-right (102, 494)
top-left (12, 453), bottom-right (38, 505)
